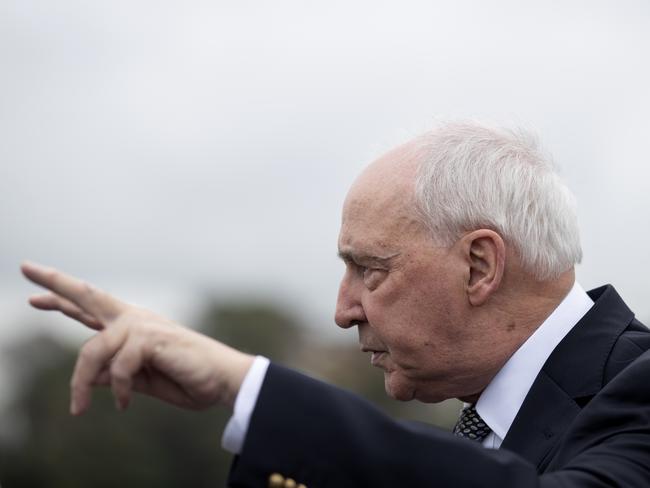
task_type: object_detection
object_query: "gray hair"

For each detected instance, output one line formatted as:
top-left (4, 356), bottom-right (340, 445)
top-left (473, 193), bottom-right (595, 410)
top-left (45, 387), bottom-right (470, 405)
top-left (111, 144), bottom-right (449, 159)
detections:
top-left (412, 120), bottom-right (582, 281)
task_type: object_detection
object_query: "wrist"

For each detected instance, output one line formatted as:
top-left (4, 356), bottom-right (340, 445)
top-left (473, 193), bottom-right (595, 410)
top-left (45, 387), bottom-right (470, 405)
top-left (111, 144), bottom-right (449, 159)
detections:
top-left (218, 346), bottom-right (255, 409)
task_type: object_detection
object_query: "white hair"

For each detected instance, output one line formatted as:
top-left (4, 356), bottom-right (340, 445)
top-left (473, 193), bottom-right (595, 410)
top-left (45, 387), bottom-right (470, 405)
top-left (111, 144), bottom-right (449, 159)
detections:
top-left (412, 120), bottom-right (582, 281)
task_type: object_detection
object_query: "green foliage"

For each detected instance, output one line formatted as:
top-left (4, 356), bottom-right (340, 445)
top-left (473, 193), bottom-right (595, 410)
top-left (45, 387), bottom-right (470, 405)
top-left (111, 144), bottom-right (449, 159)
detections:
top-left (198, 301), bottom-right (303, 365)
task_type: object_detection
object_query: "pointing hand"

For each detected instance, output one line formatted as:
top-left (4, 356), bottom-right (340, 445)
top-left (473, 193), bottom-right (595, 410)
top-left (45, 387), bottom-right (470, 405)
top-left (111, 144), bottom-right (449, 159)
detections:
top-left (21, 262), bottom-right (254, 414)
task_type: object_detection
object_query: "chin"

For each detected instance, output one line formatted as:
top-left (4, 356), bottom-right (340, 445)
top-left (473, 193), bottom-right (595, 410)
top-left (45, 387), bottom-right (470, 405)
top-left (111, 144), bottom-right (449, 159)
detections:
top-left (383, 373), bottom-right (416, 402)
top-left (384, 372), bottom-right (449, 403)
top-left (412, 391), bottom-right (449, 404)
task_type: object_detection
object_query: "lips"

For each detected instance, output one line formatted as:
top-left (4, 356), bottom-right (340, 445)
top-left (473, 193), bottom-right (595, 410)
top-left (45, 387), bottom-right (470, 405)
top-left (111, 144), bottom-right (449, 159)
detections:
top-left (370, 351), bottom-right (387, 366)
top-left (361, 345), bottom-right (388, 366)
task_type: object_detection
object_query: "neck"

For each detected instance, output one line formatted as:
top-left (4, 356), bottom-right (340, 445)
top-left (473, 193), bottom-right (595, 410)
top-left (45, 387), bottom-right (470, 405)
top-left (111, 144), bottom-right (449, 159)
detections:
top-left (507, 269), bottom-right (576, 334)
top-left (458, 268), bottom-right (576, 404)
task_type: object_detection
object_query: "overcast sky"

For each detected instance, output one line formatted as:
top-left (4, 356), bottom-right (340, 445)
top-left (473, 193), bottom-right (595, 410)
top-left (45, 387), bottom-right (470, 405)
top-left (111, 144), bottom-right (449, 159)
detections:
top-left (1, 0), bottom-right (650, 348)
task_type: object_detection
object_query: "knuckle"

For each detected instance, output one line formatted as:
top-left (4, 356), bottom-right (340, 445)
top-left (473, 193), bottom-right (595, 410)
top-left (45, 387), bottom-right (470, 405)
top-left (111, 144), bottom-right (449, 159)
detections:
top-left (45, 268), bottom-right (58, 281)
top-left (82, 281), bottom-right (96, 298)
top-left (46, 270), bottom-right (60, 287)
top-left (113, 309), bottom-right (137, 328)
top-left (79, 334), bottom-right (107, 360)
top-left (101, 331), bottom-right (114, 347)
top-left (110, 364), bottom-right (129, 382)
top-left (119, 309), bottom-right (159, 335)
top-left (70, 378), bottom-right (85, 391)
top-left (78, 344), bottom-right (96, 362)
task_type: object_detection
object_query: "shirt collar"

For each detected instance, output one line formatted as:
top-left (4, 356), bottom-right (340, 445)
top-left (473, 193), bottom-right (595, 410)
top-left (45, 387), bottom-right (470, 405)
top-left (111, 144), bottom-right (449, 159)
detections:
top-left (475, 281), bottom-right (594, 441)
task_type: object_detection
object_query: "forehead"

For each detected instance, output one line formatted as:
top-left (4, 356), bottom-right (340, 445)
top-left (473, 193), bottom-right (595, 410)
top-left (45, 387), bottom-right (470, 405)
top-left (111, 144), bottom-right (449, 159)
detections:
top-left (339, 144), bottom-right (425, 253)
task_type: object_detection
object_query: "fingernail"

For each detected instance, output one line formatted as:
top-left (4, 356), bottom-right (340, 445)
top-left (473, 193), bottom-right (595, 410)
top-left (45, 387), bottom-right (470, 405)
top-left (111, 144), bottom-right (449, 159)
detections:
top-left (70, 399), bottom-right (79, 416)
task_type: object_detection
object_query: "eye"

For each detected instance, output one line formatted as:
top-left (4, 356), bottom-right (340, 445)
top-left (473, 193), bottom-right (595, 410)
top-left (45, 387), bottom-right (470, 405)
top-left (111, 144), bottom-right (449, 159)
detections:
top-left (343, 259), bottom-right (387, 290)
top-left (353, 263), bottom-right (371, 279)
top-left (361, 267), bottom-right (387, 290)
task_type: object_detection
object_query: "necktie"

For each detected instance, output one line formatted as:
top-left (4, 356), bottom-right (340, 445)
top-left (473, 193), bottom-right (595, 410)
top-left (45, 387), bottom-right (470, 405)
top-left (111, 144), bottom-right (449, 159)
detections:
top-left (453, 404), bottom-right (492, 442)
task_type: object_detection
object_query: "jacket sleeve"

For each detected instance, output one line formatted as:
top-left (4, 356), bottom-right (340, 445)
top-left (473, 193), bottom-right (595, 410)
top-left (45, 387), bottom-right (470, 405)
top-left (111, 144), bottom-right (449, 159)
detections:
top-left (227, 363), bottom-right (539, 487)
top-left (228, 355), bottom-right (650, 488)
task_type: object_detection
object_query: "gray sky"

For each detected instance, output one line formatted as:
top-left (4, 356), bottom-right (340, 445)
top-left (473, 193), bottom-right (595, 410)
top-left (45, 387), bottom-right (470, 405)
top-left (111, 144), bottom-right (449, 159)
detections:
top-left (2, 0), bottom-right (650, 348)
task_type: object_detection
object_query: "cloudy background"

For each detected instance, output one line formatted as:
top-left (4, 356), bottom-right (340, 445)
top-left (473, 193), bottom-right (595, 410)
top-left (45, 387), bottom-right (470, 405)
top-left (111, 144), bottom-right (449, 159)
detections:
top-left (2, 0), bottom-right (650, 351)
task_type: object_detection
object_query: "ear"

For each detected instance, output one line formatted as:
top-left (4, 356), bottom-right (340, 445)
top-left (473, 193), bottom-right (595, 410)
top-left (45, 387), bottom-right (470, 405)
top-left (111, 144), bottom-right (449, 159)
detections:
top-left (458, 229), bottom-right (506, 306)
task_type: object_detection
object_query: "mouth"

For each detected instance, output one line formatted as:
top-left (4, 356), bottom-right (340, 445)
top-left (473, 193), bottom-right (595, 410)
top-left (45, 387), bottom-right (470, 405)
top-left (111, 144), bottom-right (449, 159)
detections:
top-left (361, 346), bottom-right (388, 366)
top-left (370, 351), bottom-right (387, 366)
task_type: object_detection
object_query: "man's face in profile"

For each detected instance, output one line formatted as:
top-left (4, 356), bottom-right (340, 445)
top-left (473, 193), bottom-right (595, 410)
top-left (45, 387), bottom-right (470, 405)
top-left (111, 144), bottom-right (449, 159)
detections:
top-left (334, 147), bottom-right (492, 403)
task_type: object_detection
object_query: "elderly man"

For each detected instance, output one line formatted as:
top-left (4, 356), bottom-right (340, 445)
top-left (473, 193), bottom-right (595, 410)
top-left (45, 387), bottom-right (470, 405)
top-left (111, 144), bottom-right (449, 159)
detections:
top-left (22, 121), bottom-right (650, 487)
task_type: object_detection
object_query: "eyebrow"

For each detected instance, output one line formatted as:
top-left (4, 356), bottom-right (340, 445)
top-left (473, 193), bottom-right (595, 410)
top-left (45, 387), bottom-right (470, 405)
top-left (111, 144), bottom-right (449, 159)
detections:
top-left (337, 249), bottom-right (400, 266)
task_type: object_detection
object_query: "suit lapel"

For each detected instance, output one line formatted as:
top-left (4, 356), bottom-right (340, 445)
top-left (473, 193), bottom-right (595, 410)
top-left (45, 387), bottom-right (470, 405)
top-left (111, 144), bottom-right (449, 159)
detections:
top-left (500, 285), bottom-right (635, 469)
top-left (500, 371), bottom-right (580, 466)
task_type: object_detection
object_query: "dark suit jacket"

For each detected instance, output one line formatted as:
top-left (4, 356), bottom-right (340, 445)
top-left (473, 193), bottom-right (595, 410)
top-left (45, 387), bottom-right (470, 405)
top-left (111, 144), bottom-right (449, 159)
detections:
top-left (228, 285), bottom-right (650, 487)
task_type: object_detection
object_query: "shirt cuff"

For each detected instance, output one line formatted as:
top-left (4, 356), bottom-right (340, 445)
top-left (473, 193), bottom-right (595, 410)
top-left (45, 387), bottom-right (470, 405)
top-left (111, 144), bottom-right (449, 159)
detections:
top-left (221, 355), bottom-right (270, 454)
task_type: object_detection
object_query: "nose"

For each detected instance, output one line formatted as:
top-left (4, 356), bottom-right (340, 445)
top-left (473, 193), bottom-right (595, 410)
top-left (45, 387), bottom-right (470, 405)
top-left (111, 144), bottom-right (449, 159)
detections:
top-left (334, 270), bottom-right (367, 329)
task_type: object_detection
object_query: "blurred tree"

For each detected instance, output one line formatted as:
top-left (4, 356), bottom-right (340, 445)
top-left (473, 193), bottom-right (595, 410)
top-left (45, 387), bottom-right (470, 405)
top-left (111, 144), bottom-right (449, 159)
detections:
top-left (198, 301), bottom-right (304, 366)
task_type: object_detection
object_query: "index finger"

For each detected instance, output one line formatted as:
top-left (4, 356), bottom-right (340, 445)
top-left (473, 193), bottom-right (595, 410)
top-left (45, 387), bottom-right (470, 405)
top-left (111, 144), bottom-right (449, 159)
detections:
top-left (21, 261), bottom-right (124, 322)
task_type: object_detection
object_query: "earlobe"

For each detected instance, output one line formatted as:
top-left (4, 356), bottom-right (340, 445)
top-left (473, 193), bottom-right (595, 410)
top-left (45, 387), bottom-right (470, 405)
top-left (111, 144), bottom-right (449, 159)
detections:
top-left (463, 230), bottom-right (505, 306)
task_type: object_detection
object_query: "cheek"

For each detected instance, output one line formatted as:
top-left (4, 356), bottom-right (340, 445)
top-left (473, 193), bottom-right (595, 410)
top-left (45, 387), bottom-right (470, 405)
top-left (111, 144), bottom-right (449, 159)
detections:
top-left (364, 278), bottom-right (462, 360)
top-left (366, 251), bottom-right (462, 319)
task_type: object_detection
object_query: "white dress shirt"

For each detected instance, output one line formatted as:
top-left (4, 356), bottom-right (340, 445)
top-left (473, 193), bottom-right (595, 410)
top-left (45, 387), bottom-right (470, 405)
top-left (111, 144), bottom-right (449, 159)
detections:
top-left (221, 355), bottom-right (270, 454)
top-left (222, 281), bottom-right (594, 453)
top-left (476, 281), bottom-right (593, 448)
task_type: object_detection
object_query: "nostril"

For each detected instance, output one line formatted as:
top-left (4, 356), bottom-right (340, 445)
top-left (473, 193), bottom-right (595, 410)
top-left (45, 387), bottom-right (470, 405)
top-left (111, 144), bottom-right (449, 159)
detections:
top-left (334, 301), bottom-right (366, 329)
top-left (335, 314), bottom-right (358, 329)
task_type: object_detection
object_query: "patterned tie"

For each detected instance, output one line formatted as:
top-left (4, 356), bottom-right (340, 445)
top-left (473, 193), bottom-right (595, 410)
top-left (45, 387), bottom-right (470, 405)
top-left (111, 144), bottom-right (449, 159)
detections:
top-left (453, 404), bottom-right (492, 442)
